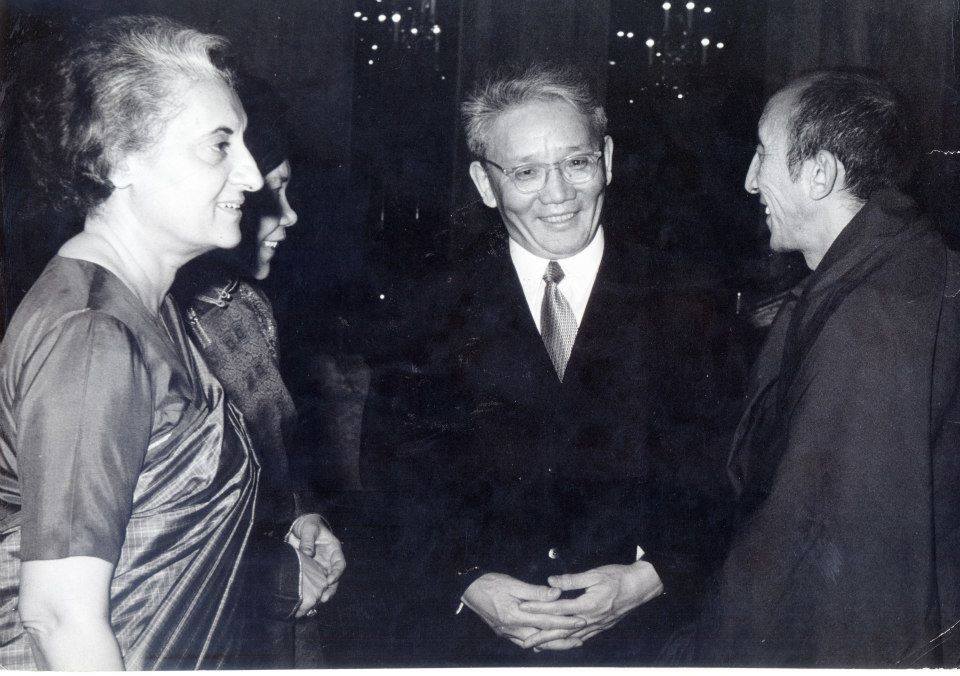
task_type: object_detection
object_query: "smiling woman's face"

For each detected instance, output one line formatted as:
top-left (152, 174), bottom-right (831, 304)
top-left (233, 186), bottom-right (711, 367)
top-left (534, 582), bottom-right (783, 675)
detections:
top-left (469, 99), bottom-right (613, 259)
top-left (251, 160), bottom-right (297, 280)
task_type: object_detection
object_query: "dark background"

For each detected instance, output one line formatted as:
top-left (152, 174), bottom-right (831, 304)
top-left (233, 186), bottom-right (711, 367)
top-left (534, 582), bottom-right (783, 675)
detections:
top-left (2, 0), bottom-right (960, 664)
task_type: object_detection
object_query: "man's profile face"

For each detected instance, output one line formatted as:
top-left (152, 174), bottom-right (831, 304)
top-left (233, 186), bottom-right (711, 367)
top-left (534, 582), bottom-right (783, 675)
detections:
top-left (744, 89), bottom-right (812, 254)
top-left (470, 99), bottom-right (613, 259)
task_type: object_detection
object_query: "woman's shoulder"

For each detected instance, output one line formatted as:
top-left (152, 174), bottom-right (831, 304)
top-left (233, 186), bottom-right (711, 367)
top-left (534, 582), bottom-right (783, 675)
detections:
top-left (5, 257), bottom-right (152, 359)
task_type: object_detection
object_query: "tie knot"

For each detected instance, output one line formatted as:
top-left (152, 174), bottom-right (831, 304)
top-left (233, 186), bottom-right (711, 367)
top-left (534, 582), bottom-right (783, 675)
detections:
top-left (543, 260), bottom-right (565, 284)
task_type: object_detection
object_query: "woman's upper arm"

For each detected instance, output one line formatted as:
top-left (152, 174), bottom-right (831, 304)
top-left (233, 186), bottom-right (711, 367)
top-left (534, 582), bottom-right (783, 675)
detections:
top-left (16, 312), bottom-right (153, 564)
top-left (19, 556), bottom-right (114, 625)
top-left (18, 556), bottom-right (124, 669)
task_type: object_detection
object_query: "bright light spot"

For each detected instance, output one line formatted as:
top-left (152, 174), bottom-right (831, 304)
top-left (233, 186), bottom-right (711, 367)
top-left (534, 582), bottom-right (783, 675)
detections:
top-left (716, 42), bottom-right (725, 49)
top-left (353, 10), bottom-right (361, 18)
top-left (371, 44), bottom-right (379, 50)
top-left (704, 6), bottom-right (712, 12)
top-left (410, 27), bottom-right (419, 34)
top-left (677, 93), bottom-right (684, 99)
top-left (686, 1), bottom-right (695, 9)
top-left (431, 24), bottom-right (441, 34)
top-left (379, 294), bottom-right (386, 300)
top-left (629, 99), bottom-right (635, 104)
top-left (662, 2), bottom-right (671, 9)
top-left (361, 16), bottom-right (368, 21)
top-left (609, 60), bottom-right (616, 66)
top-left (368, 59), bottom-right (374, 65)
top-left (616, 30), bottom-right (625, 37)
top-left (392, 12), bottom-right (401, 22)
top-left (626, 31), bottom-right (635, 38)
top-left (378, 14), bottom-right (387, 22)
top-left (656, 52), bottom-right (662, 57)
top-left (441, 75), bottom-right (446, 80)
top-left (645, 38), bottom-right (655, 47)
top-left (701, 37), bottom-right (710, 46)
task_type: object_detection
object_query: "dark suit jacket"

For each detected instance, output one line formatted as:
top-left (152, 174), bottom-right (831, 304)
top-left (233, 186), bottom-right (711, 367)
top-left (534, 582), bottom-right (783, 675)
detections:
top-left (362, 227), bottom-right (725, 663)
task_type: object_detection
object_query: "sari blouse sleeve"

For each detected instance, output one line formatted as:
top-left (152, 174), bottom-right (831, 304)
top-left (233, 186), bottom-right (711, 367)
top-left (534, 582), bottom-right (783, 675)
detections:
top-left (16, 310), bottom-right (153, 564)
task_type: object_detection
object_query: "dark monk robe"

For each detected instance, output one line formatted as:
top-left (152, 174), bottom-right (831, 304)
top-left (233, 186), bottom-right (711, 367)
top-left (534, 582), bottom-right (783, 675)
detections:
top-left (692, 188), bottom-right (960, 667)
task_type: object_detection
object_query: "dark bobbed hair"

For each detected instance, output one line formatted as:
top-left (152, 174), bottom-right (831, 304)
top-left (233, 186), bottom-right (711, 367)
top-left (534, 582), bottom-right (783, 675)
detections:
top-left (461, 63), bottom-right (607, 158)
top-left (19, 15), bottom-right (234, 216)
top-left (236, 74), bottom-right (288, 177)
top-left (779, 69), bottom-right (916, 202)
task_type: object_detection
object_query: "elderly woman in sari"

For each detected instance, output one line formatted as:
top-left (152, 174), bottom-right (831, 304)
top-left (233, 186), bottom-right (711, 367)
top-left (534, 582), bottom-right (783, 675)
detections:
top-left (0, 16), bottom-right (266, 669)
top-left (174, 77), bottom-right (346, 667)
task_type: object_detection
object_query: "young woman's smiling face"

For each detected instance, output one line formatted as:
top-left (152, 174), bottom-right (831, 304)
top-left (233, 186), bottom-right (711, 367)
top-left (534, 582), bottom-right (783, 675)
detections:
top-left (252, 160), bottom-right (297, 280)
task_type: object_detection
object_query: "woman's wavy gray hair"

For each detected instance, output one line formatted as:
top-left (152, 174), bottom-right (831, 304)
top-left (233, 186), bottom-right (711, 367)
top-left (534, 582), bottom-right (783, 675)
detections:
top-left (21, 15), bottom-right (234, 215)
top-left (461, 63), bottom-right (608, 158)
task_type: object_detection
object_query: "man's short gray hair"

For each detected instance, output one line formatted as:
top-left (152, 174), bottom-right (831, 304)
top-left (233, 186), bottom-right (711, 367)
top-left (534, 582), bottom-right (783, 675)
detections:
top-left (461, 63), bottom-right (607, 157)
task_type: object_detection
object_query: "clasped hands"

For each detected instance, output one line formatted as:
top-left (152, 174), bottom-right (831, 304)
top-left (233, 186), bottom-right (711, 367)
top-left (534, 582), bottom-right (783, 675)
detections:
top-left (285, 513), bottom-right (347, 618)
top-left (461, 560), bottom-right (663, 651)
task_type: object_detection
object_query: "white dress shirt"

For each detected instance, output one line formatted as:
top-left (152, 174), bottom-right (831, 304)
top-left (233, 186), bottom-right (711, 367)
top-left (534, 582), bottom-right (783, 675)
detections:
top-left (508, 226), bottom-right (605, 334)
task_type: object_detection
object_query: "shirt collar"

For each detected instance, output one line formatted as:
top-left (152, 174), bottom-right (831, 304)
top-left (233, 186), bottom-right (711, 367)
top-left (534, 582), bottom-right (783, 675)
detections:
top-left (508, 226), bottom-right (605, 285)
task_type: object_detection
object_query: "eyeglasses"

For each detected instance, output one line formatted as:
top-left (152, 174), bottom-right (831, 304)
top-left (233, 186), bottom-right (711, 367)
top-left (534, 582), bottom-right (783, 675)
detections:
top-left (479, 149), bottom-right (604, 194)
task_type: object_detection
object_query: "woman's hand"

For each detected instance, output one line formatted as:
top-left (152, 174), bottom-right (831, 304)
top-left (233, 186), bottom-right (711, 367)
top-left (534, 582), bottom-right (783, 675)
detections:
top-left (287, 514), bottom-right (346, 612)
top-left (19, 556), bottom-right (124, 669)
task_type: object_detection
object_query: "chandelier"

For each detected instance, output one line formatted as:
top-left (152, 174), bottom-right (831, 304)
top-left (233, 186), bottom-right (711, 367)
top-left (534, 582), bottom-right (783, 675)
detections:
top-left (609, 1), bottom-right (726, 100)
top-left (351, 0), bottom-right (443, 69)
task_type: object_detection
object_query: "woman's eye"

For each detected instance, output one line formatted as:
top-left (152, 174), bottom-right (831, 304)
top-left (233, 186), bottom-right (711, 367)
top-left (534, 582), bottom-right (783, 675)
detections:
top-left (208, 141), bottom-right (230, 158)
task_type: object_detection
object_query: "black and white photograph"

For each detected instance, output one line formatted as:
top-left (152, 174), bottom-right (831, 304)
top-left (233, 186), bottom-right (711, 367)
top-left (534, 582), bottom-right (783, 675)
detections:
top-left (0, 0), bottom-right (959, 669)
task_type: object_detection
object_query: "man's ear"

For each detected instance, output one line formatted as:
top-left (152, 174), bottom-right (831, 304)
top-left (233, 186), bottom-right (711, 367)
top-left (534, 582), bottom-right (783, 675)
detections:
top-left (469, 160), bottom-right (499, 208)
top-left (806, 149), bottom-right (839, 200)
top-left (602, 135), bottom-right (614, 186)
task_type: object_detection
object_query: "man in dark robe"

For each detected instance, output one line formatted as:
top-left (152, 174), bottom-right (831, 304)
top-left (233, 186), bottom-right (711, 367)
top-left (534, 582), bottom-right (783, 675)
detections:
top-left (690, 69), bottom-right (960, 667)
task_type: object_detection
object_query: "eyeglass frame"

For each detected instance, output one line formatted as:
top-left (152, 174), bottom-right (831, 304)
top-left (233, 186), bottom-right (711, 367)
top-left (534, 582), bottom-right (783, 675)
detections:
top-left (476, 146), bottom-right (606, 194)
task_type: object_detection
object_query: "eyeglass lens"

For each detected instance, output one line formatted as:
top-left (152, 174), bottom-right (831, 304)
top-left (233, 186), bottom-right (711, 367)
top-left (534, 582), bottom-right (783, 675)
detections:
top-left (512, 154), bottom-right (600, 193)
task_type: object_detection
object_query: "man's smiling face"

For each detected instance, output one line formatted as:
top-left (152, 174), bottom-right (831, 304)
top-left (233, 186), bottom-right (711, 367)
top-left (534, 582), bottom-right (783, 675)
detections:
top-left (744, 88), bottom-right (814, 255)
top-left (471, 99), bottom-right (613, 259)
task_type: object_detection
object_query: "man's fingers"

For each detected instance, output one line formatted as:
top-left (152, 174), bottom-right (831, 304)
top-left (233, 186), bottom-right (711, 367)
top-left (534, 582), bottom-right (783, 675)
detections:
top-left (520, 628), bottom-right (577, 649)
top-left (573, 626), bottom-right (606, 643)
top-left (536, 637), bottom-right (583, 651)
top-left (512, 582), bottom-right (562, 602)
top-left (518, 598), bottom-right (585, 615)
top-left (514, 610), bottom-right (585, 631)
top-left (547, 571), bottom-right (596, 591)
top-left (500, 625), bottom-right (537, 644)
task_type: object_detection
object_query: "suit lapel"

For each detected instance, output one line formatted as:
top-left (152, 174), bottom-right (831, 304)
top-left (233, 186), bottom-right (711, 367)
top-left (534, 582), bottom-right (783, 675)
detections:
top-left (461, 241), bottom-right (561, 394)
top-left (564, 238), bottom-right (649, 384)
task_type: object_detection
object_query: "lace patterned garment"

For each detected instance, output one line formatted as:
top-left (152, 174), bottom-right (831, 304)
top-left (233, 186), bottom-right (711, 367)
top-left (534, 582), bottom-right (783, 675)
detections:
top-left (0, 257), bottom-right (259, 669)
top-left (184, 278), bottom-right (300, 526)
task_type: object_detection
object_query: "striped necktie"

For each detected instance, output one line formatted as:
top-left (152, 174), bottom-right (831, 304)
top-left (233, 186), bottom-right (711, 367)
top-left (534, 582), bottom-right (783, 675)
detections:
top-left (541, 260), bottom-right (577, 381)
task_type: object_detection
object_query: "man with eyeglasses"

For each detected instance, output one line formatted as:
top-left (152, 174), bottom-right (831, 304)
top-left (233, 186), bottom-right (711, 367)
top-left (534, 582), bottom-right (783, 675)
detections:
top-left (362, 63), bottom-right (710, 666)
